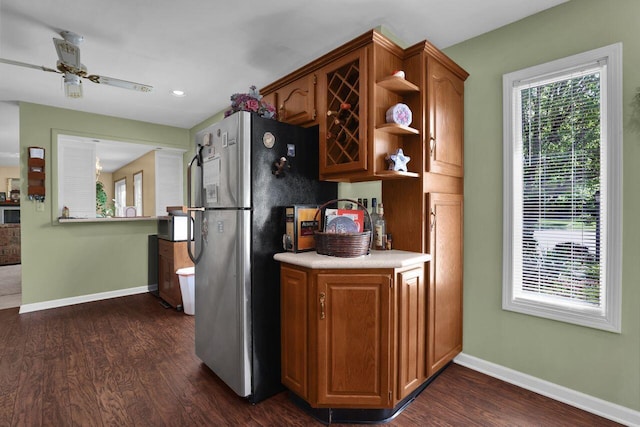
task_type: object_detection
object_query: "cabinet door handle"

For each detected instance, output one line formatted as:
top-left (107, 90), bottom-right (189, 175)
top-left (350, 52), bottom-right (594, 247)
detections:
top-left (429, 135), bottom-right (436, 156)
top-left (319, 292), bottom-right (326, 320)
top-left (430, 208), bottom-right (436, 231)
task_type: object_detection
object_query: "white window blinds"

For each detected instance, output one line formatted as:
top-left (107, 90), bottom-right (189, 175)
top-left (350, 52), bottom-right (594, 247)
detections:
top-left (58, 138), bottom-right (96, 219)
top-left (514, 67), bottom-right (604, 307)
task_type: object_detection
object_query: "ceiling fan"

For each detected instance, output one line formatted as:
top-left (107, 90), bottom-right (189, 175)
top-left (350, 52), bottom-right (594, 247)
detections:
top-left (0, 30), bottom-right (153, 99)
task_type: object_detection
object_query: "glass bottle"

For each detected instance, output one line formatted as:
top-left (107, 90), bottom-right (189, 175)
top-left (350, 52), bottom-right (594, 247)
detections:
top-left (374, 203), bottom-right (386, 250)
top-left (370, 198), bottom-right (380, 248)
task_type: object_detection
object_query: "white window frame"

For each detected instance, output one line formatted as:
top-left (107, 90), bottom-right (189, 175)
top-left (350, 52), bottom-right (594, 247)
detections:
top-left (114, 178), bottom-right (126, 218)
top-left (502, 43), bottom-right (622, 333)
top-left (133, 171), bottom-right (143, 216)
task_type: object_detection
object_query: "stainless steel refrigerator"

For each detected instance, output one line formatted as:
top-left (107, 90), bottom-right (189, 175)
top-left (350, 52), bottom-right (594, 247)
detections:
top-left (188, 111), bottom-right (336, 403)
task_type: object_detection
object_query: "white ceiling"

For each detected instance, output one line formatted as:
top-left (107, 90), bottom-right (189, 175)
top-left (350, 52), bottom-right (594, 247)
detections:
top-left (0, 0), bottom-right (567, 166)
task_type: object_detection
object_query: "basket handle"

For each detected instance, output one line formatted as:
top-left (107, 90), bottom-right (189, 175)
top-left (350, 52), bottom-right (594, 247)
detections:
top-left (313, 198), bottom-right (374, 245)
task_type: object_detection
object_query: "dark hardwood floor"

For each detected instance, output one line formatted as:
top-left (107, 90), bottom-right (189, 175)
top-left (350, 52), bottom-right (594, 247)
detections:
top-left (0, 293), bottom-right (620, 426)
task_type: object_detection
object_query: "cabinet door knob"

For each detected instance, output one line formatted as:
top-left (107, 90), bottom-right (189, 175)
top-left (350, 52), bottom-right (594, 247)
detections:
top-left (429, 135), bottom-right (436, 156)
top-left (319, 292), bottom-right (326, 320)
top-left (430, 208), bottom-right (436, 231)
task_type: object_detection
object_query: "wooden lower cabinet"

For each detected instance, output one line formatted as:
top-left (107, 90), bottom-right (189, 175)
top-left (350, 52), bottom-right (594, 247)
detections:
top-left (316, 272), bottom-right (392, 407)
top-left (280, 262), bottom-right (425, 410)
top-left (427, 193), bottom-right (463, 375)
top-left (158, 239), bottom-right (194, 309)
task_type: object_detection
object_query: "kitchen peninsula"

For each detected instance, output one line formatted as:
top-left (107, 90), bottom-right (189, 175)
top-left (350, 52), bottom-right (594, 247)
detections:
top-left (274, 250), bottom-right (432, 423)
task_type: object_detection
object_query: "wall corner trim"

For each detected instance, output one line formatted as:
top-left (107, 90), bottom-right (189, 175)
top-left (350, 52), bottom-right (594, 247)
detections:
top-left (454, 353), bottom-right (640, 426)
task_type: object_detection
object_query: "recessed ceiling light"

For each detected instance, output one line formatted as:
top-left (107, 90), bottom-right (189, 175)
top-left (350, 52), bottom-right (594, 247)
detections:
top-left (171, 89), bottom-right (186, 97)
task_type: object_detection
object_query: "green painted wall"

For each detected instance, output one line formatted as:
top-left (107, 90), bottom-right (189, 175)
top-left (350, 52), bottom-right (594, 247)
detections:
top-left (444, 0), bottom-right (640, 410)
top-left (19, 103), bottom-right (190, 304)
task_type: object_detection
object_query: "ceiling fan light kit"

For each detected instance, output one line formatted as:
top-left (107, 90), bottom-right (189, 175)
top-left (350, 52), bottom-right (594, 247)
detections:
top-left (64, 73), bottom-right (82, 98)
top-left (0, 30), bottom-right (153, 99)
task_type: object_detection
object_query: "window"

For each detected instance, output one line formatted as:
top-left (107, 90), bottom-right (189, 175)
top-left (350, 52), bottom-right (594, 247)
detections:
top-left (503, 43), bottom-right (622, 332)
top-left (57, 137), bottom-right (97, 218)
top-left (134, 171), bottom-right (143, 216)
top-left (154, 151), bottom-right (184, 216)
top-left (114, 178), bottom-right (126, 218)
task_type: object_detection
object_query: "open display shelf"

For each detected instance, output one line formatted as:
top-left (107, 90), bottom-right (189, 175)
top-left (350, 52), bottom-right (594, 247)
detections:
top-left (376, 75), bottom-right (420, 93)
top-left (375, 123), bottom-right (419, 135)
top-left (375, 170), bottom-right (419, 179)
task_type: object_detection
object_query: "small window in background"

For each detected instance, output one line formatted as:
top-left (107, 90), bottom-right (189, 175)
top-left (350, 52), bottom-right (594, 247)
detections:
top-left (114, 178), bottom-right (126, 217)
top-left (134, 171), bottom-right (143, 216)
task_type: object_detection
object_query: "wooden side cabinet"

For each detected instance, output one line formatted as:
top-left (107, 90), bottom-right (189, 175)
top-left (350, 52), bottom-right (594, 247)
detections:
top-left (158, 239), bottom-right (194, 309)
top-left (396, 266), bottom-right (427, 399)
top-left (281, 266), bottom-right (309, 399)
top-left (280, 261), bottom-right (426, 412)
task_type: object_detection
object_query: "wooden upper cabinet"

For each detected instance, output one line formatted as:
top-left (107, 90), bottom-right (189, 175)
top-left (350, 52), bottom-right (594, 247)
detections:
top-left (274, 73), bottom-right (317, 126)
top-left (318, 48), bottom-right (368, 179)
top-left (427, 58), bottom-right (465, 178)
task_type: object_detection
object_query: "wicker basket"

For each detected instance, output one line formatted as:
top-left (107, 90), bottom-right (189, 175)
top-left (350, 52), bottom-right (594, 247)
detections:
top-left (313, 198), bottom-right (372, 257)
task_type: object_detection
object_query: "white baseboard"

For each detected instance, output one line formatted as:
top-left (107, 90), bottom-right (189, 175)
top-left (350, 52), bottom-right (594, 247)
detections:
top-left (454, 353), bottom-right (640, 426)
top-left (19, 285), bottom-right (155, 314)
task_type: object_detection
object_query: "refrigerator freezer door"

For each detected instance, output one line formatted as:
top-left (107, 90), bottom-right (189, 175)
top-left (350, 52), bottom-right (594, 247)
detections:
top-left (199, 111), bottom-right (251, 209)
top-left (195, 209), bottom-right (251, 397)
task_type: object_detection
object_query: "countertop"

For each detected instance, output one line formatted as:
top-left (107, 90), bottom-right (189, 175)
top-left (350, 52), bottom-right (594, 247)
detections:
top-left (274, 249), bottom-right (431, 269)
top-left (58, 216), bottom-right (157, 223)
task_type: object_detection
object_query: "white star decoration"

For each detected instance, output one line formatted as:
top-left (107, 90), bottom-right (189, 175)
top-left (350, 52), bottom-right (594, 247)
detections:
top-left (389, 148), bottom-right (411, 172)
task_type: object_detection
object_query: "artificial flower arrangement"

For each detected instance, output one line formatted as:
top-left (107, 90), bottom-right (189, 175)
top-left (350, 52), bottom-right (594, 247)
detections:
top-left (225, 85), bottom-right (277, 119)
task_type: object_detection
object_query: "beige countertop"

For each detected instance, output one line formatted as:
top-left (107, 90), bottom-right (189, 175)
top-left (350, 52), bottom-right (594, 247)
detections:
top-left (274, 249), bottom-right (431, 269)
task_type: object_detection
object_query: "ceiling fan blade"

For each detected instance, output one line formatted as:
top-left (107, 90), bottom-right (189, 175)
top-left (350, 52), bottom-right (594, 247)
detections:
top-left (85, 74), bottom-right (153, 93)
top-left (0, 57), bottom-right (60, 74)
top-left (53, 38), bottom-right (80, 69)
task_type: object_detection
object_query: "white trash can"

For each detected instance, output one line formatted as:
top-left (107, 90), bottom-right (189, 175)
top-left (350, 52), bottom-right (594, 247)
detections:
top-left (176, 267), bottom-right (195, 315)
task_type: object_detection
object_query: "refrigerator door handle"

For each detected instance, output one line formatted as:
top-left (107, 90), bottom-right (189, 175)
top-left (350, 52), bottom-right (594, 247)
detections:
top-left (187, 152), bottom-right (204, 264)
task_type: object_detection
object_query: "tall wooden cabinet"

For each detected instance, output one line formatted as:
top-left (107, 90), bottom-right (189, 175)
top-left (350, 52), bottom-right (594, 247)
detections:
top-left (383, 40), bottom-right (468, 375)
top-left (264, 28), bottom-right (467, 418)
